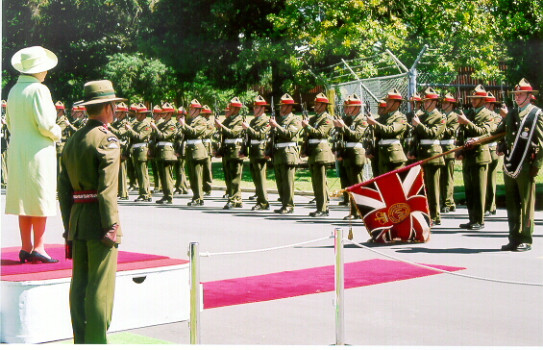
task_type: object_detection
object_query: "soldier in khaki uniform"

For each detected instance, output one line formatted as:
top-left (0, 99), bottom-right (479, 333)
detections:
top-left (243, 95), bottom-right (271, 210)
top-left (55, 101), bottom-right (74, 177)
top-left (404, 92), bottom-right (424, 164)
top-left (302, 93), bottom-right (334, 217)
top-left (151, 102), bottom-right (177, 204)
top-left (126, 104), bottom-right (139, 191)
top-left (178, 99), bottom-right (208, 206)
top-left (271, 93), bottom-right (302, 214)
top-left (149, 105), bottom-right (163, 193)
top-left (408, 88), bottom-right (446, 225)
top-left (367, 88), bottom-right (408, 176)
top-left (494, 79), bottom-right (542, 251)
top-left (125, 103), bottom-right (153, 201)
top-left (333, 94), bottom-right (368, 220)
top-left (457, 85), bottom-right (496, 230)
top-left (484, 92), bottom-right (503, 216)
top-left (216, 97), bottom-right (245, 209)
top-left (201, 105), bottom-right (215, 196)
top-left (108, 102), bottom-right (131, 199)
top-left (439, 93), bottom-right (460, 212)
top-left (58, 80), bottom-right (124, 343)
top-left (174, 107), bottom-right (190, 194)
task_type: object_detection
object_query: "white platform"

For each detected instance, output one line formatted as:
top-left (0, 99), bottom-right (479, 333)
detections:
top-left (1, 262), bottom-right (190, 343)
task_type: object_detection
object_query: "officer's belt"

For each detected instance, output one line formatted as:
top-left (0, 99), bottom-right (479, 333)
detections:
top-left (186, 139), bottom-right (202, 145)
top-left (73, 191), bottom-right (98, 203)
top-left (419, 139), bottom-right (440, 145)
top-left (378, 139), bottom-right (401, 146)
top-left (202, 139), bottom-right (212, 143)
top-left (250, 140), bottom-right (266, 145)
top-left (308, 139), bottom-right (328, 144)
top-left (275, 142), bottom-right (296, 148)
top-left (131, 142), bottom-right (147, 149)
top-left (157, 141), bottom-right (173, 147)
top-left (440, 139), bottom-right (455, 145)
top-left (345, 142), bottom-right (363, 148)
top-left (225, 138), bottom-right (243, 144)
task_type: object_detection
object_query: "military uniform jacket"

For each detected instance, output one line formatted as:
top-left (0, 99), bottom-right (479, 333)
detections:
top-left (488, 111), bottom-right (502, 161)
top-left (221, 114), bottom-right (244, 160)
top-left (126, 118), bottom-right (152, 162)
top-left (148, 119), bottom-right (164, 158)
top-left (305, 112), bottom-right (334, 165)
top-left (495, 104), bottom-right (543, 170)
top-left (247, 114), bottom-right (270, 160)
top-left (56, 115), bottom-right (72, 154)
top-left (203, 118), bottom-right (215, 154)
top-left (154, 118), bottom-right (177, 162)
top-left (457, 106), bottom-right (495, 165)
top-left (441, 110), bottom-right (460, 160)
top-left (58, 119), bottom-right (122, 242)
top-left (337, 113), bottom-right (368, 166)
top-left (109, 118), bottom-right (131, 157)
top-left (375, 110), bottom-right (408, 163)
top-left (404, 109), bottom-right (424, 149)
top-left (274, 112), bottom-right (301, 166)
top-left (179, 115), bottom-right (208, 161)
top-left (411, 109), bottom-right (446, 166)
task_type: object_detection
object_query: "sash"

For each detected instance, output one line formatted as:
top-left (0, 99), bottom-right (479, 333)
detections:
top-left (504, 107), bottom-right (541, 178)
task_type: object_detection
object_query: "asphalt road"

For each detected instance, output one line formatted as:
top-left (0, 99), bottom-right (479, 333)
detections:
top-left (2, 188), bottom-right (542, 347)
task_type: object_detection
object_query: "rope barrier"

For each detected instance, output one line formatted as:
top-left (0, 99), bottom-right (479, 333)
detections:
top-left (346, 238), bottom-right (543, 287)
top-left (200, 235), bottom-right (334, 257)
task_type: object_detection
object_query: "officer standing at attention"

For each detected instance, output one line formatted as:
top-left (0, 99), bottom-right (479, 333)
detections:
top-left (108, 102), bottom-right (131, 200)
top-left (483, 92), bottom-right (503, 216)
top-left (201, 105), bottom-right (215, 196)
top-left (333, 93), bottom-right (368, 220)
top-left (494, 78), bottom-right (542, 251)
top-left (58, 80), bottom-right (124, 344)
top-left (178, 99), bottom-right (208, 206)
top-left (302, 92), bottom-right (334, 217)
top-left (408, 87), bottom-right (446, 225)
top-left (270, 93), bottom-right (302, 214)
top-left (439, 93), bottom-right (460, 213)
top-left (243, 95), bottom-right (271, 210)
top-left (457, 84), bottom-right (495, 230)
top-left (215, 97), bottom-right (245, 209)
top-left (404, 92), bottom-right (424, 164)
top-left (366, 88), bottom-right (408, 176)
top-left (149, 105), bottom-right (164, 193)
top-left (174, 106), bottom-right (190, 194)
top-left (151, 102), bottom-right (177, 204)
top-left (126, 104), bottom-right (139, 191)
top-left (125, 103), bottom-right (153, 202)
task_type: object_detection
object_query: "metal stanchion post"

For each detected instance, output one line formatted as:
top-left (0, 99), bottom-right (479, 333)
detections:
top-left (334, 228), bottom-right (345, 345)
top-left (189, 242), bottom-right (201, 344)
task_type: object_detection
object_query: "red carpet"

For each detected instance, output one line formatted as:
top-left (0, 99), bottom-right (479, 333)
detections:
top-left (1, 244), bottom-right (188, 282)
top-left (203, 259), bottom-right (465, 309)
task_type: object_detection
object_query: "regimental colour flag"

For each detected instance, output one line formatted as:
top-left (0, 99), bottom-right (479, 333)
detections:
top-left (346, 165), bottom-right (431, 243)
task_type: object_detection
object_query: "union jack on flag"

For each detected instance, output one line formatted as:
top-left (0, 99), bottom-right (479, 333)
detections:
top-left (346, 165), bottom-right (431, 243)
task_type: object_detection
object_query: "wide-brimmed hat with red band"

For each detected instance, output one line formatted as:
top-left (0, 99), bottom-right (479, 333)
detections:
top-left (177, 106), bottom-right (187, 115)
top-left (441, 92), bottom-right (458, 104)
top-left (253, 95), bottom-right (269, 106)
top-left (278, 93), bottom-right (298, 105)
top-left (1, 100), bottom-right (6, 108)
top-left (135, 103), bottom-right (149, 113)
top-left (55, 101), bottom-right (65, 110)
top-left (409, 92), bottom-right (422, 102)
top-left (116, 102), bottom-right (129, 112)
top-left (201, 105), bottom-right (212, 114)
top-left (422, 87), bottom-right (440, 101)
top-left (378, 99), bottom-right (387, 108)
top-left (467, 84), bottom-right (488, 99)
top-left (189, 99), bottom-right (202, 109)
top-left (229, 97), bottom-right (243, 108)
top-left (384, 88), bottom-right (404, 101)
top-left (345, 94), bottom-right (362, 106)
top-left (314, 92), bottom-right (331, 104)
top-left (152, 105), bottom-right (162, 114)
top-left (161, 102), bottom-right (175, 113)
top-left (484, 92), bottom-right (501, 104)
top-left (510, 78), bottom-right (538, 95)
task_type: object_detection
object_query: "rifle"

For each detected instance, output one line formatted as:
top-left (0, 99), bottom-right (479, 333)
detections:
top-left (332, 95), bottom-right (345, 159)
top-left (362, 100), bottom-right (376, 158)
top-left (213, 100), bottom-right (224, 157)
top-left (239, 101), bottom-right (249, 158)
top-left (299, 93), bottom-right (310, 157)
top-left (265, 96), bottom-right (276, 159)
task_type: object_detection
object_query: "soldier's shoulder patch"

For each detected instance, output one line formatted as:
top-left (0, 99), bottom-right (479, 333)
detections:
top-left (441, 119), bottom-right (446, 124)
top-left (107, 136), bottom-right (119, 143)
top-left (145, 127), bottom-right (150, 130)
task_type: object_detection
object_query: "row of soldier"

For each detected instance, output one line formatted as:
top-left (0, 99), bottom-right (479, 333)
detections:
top-left (0, 85), bottom-right (526, 223)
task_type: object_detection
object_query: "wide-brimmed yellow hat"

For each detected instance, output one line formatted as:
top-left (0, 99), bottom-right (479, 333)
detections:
top-left (467, 84), bottom-right (488, 99)
top-left (314, 92), bottom-right (331, 104)
top-left (229, 97), bottom-right (244, 108)
top-left (253, 95), bottom-right (269, 106)
top-left (383, 88), bottom-right (404, 101)
top-left (441, 92), bottom-right (458, 104)
top-left (509, 78), bottom-right (538, 95)
top-left (55, 101), bottom-right (65, 110)
top-left (421, 87), bottom-right (440, 101)
top-left (345, 94), bottom-right (363, 107)
top-left (277, 93), bottom-right (298, 105)
top-left (75, 80), bottom-right (126, 106)
top-left (11, 46), bottom-right (58, 74)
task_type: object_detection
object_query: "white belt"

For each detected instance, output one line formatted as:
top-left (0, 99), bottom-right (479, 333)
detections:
top-left (308, 139), bottom-right (328, 144)
top-left (250, 140), bottom-right (265, 145)
top-left (276, 142), bottom-right (296, 148)
top-left (488, 142), bottom-right (497, 147)
top-left (186, 139), bottom-right (202, 145)
top-left (131, 142), bottom-right (147, 149)
top-left (225, 138), bottom-right (243, 144)
top-left (404, 137), bottom-right (414, 142)
top-left (157, 141), bottom-right (173, 147)
top-left (202, 139), bottom-right (211, 143)
top-left (440, 139), bottom-right (455, 145)
top-left (378, 139), bottom-right (401, 146)
top-left (419, 139), bottom-right (440, 145)
top-left (345, 142), bottom-right (363, 148)
top-left (466, 137), bottom-right (479, 143)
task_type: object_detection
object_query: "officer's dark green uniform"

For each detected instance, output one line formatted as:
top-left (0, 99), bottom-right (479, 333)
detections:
top-left (180, 100), bottom-right (208, 206)
top-left (154, 103), bottom-right (178, 204)
top-left (108, 102), bottom-right (131, 199)
top-left (201, 106), bottom-right (215, 195)
top-left (174, 107), bottom-right (190, 194)
top-left (410, 88), bottom-right (446, 224)
top-left (373, 89), bottom-right (408, 176)
top-left (457, 85), bottom-right (495, 230)
top-left (335, 94), bottom-right (368, 219)
top-left (304, 93), bottom-right (334, 216)
top-left (58, 80), bottom-right (124, 344)
top-left (484, 93), bottom-right (502, 215)
top-left (273, 93), bottom-right (301, 213)
top-left (220, 97), bottom-right (244, 208)
top-left (439, 93), bottom-right (460, 212)
top-left (246, 95), bottom-right (271, 210)
top-left (126, 104), bottom-right (152, 201)
top-left (494, 79), bottom-right (542, 251)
